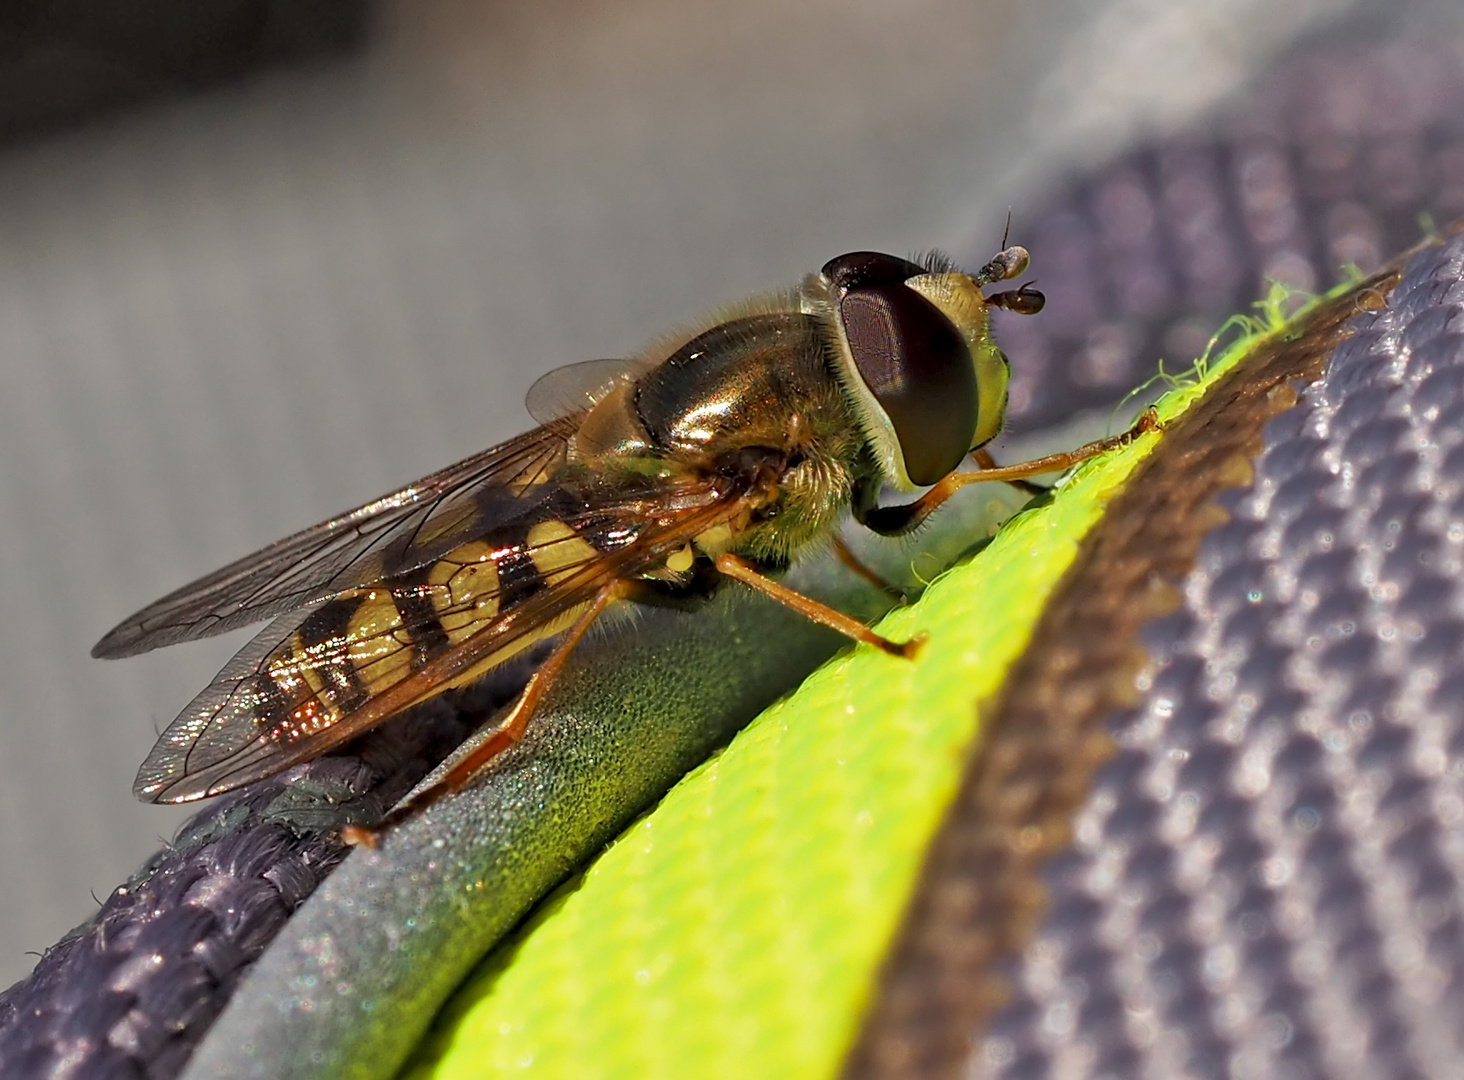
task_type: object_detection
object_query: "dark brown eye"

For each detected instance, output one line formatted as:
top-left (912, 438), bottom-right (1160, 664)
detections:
top-left (821, 252), bottom-right (927, 292)
top-left (838, 283), bottom-right (975, 486)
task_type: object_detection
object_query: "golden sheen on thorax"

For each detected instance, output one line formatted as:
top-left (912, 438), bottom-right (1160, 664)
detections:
top-left (91, 243), bottom-right (1154, 842)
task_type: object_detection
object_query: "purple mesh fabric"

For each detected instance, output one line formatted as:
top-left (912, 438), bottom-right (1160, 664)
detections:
top-left (996, 34), bottom-right (1464, 434)
top-left (972, 230), bottom-right (1464, 1080)
top-left (0, 680), bottom-right (511, 1079)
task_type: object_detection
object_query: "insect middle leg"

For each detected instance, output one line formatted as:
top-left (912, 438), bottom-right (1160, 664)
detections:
top-left (829, 534), bottom-right (909, 603)
top-left (713, 553), bottom-right (923, 658)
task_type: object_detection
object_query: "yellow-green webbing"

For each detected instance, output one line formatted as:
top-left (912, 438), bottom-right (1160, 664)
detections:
top-left (403, 362), bottom-right (1236, 1079)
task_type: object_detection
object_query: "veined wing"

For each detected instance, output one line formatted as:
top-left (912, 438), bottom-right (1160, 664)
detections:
top-left (93, 425), bottom-right (571, 658)
top-left (134, 474), bottom-right (740, 803)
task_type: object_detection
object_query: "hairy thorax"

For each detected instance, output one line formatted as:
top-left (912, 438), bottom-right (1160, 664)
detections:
top-left (569, 310), bottom-right (875, 569)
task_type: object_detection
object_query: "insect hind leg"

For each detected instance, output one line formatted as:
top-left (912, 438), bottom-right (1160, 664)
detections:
top-left (344, 578), bottom-right (636, 844)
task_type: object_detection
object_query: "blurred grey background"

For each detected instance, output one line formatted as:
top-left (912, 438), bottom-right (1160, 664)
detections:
top-left (0, 0), bottom-right (1395, 987)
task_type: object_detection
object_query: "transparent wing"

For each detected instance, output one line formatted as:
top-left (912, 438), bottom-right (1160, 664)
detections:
top-left (524, 357), bottom-right (652, 425)
top-left (93, 425), bottom-right (571, 658)
top-left (133, 476), bottom-right (740, 803)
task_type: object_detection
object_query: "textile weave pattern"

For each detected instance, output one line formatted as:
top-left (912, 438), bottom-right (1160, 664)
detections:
top-left (973, 237), bottom-right (1464, 1080)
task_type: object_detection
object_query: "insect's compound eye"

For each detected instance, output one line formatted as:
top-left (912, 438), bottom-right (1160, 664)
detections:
top-left (821, 251), bottom-right (927, 292)
top-left (837, 282), bottom-right (976, 487)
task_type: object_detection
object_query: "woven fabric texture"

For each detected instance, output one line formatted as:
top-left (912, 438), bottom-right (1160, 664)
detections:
top-left (0, 672), bottom-right (525, 1079)
top-left (999, 32), bottom-right (1464, 432)
top-left (970, 231), bottom-right (1464, 1080)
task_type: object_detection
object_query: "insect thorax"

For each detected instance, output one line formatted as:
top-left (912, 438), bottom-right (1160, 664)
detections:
top-left (570, 310), bottom-right (879, 566)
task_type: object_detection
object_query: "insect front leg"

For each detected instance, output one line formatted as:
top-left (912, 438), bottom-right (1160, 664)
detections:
top-left (856, 409), bottom-right (1162, 537)
top-left (970, 447), bottom-right (1049, 498)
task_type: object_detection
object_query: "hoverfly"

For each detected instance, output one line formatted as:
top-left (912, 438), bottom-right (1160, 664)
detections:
top-left (94, 245), bottom-right (1151, 832)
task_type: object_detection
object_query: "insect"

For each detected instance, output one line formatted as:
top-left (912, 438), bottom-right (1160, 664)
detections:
top-left (94, 245), bottom-right (1153, 832)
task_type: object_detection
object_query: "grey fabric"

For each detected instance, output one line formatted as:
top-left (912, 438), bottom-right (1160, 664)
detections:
top-left (0, 0), bottom-right (1083, 990)
top-left (0, 0), bottom-right (369, 143)
top-left (973, 233), bottom-right (1464, 1078)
